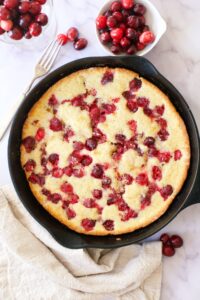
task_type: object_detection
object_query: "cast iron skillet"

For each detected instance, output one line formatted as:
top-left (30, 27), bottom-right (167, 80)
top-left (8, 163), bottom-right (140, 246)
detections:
top-left (8, 56), bottom-right (200, 249)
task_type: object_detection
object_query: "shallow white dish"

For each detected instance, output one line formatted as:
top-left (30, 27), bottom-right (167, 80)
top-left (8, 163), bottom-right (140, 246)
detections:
top-left (96, 0), bottom-right (167, 56)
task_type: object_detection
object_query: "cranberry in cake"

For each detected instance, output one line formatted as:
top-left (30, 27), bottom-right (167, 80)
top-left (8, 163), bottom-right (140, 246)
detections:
top-left (20, 67), bottom-right (190, 235)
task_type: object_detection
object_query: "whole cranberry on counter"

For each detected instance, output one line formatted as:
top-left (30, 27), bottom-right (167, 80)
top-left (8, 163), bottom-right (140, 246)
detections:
top-left (57, 33), bottom-right (68, 45)
top-left (74, 38), bottom-right (88, 50)
top-left (67, 27), bottom-right (79, 41)
top-left (160, 233), bottom-right (184, 257)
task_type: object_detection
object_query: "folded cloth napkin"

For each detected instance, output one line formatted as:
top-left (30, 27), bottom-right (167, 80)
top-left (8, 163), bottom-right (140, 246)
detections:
top-left (0, 186), bottom-right (162, 300)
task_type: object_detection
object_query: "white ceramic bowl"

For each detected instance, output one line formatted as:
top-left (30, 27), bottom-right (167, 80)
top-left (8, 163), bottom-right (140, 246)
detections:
top-left (96, 0), bottom-right (167, 56)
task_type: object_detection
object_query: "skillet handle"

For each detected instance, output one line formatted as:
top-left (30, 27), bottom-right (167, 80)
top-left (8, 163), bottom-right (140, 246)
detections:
top-left (181, 165), bottom-right (200, 210)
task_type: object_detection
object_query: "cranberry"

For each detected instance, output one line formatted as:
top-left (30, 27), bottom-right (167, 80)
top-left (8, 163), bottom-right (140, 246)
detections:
top-left (157, 118), bottom-right (167, 129)
top-left (71, 94), bottom-right (85, 107)
top-left (66, 207), bottom-right (76, 219)
top-left (85, 137), bottom-right (98, 151)
top-left (49, 117), bottom-right (63, 131)
top-left (110, 27), bottom-right (123, 40)
top-left (122, 91), bottom-right (135, 100)
top-left (102, 176), bottom-right (112, 188)
top-left (160, 233), bottom-right (170, 244)
top-left (106, 16), bottom-right (117, 28)
top-left (155, 104), bottom-right (165, 116)
top-left (170, 235), bottom-right (183, 248)
top-left (35, 127), bottom-right (45, 141)
top-left (57, 33), bottom-right (68, 45)
top-left (118, 200), bottom-right (129, 211)
top-left (93, 189), bottom-right (102, 199)
top-left (158, 129), bottom-right (169, 141)
top-left (129, 78), bottom-right (142, 91)
top-left (110, 1), bottom-right (122, 12)
top-left (102, 103), bottom-right (116, 114)
top-left (100, 31), bottom-right (111, 43)
top-left (83, 198), bottom-right (96, 208)
top-left (120, 37), bottom-right (131, 48)
top-left (139, 31), bottom-right (155, 45)
top-left (143, 106), bottom-right (153, 117)
top-left (67, 27), bottom-right (79, 41)
top-left (0, 26), bottom-right (5, 34)
top-left (121, 9), bottom-right (131, 19)
top-left (52, 168), bottom-right (63, 178)
top-left (121, 208), bottom-right (138, 221)
top-left (81, 155), bottom-right (93, 166)
top-left (128, 120), bottom-right (137, 133)
top-left (160, 185), bottom-right (173, 200)
top-left (41, 188), bottom-right (50, 196)
top-left (148, 147), bottom-right (158, 157)
top-left (127, 15), bottom-right (140, 29)
top-left (61, 182), bottom-right (73, 193)
top-left (103, 219), bottom-right (114, 231)
top-left (121, 0), bottom-right (134, 9)
top-left (48, 153), bottom-right (59, 165)
top-left (73, 141), bottom-right (84, 150)
top-left (25, 32), bottom-right (32, 40)
top-left (127, 99), bottom-right (138, 112)
top-left (68, 151), bottom-right (82, 166)
top-left (152, 166), bottom-right (162, 181)
top-left (22, 136), bottom-right (36, 153)
top-left (138, 16), bottom-right (145, 27)
top-left (125, 28), bottom-right (137, 40)
top-left (122, 173), bottom-right (133, 185)
top-left (28, 173), bottom-right (45, 186)
top-left (133, 3), bottom-right (146, 15)
top-left (63, 128), bottom-right (74, 142)
top-left (8, 26), bottom-right (23, 40)
top-left (174, 150), bottom-right (182, 161)
top-left (48, 94), bottom-right (58, 106)
top-left (70, 194), bottom-right (79, 204)
top-left (24, 159), bottom-right (36, 172)
top-left (141, 196), bottom-right (151, 209)
top-left (110, 44), bottom-right (121, 54)
top-left (126, 45), bottom-right (137, 55)
top-left (162, 244), bottom-right (175, 257)
top-left (47, 193), bottom-right (61, 204)
top-left (74, 38), bottom-right (88, 50)
top-left (101, 70), bottom-right (114, 85)
top-left (35, 13), bottom-right (48, 26)
top-left (18, 1), bottom-right (30, 13)
top-left (93, 127), bottom-right (107, 143)
top-left (115, 133), bottom-right (126, 143)
top-left (63, 165), bottom-right (73, 177)
top-left (96, 15), bottom-right (107, 30)
top-left (73, 167), bottom-right (85, 178)
top-left (144, 136), bottom-right (155, 147)
top-left (137, 97), bottom-right (149, 107)
top-left (19, 14), bottom-right (32, 29)
top-left (29, 1), bottom-right (41, 15)
top-left (29, 22), bottom-right (42, 37)
top-left (135, 173), bottom-right (149, 186)
top-left (104, 10), bottom-right (112, 18)
top-left (136, 42), bottom-right (145, 51)
top-left (4, 0), bottom-right (19, 9)
top-left (91, 164), bottom-right (104, 179)
top-left (112, 11), bottom-right (123, 22)
top-left (0, 20), bottom-right (13, 31)
top-left (0, 6), bottom-right (11, 21)
top-left (81, 218), bottom-right (96, 231)
top-left (141, 25), bottom-right (150, 33)
top-left (157, 151), bottom-right (171, 163)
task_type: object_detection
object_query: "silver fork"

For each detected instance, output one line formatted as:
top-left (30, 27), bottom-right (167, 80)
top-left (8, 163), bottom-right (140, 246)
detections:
top-left (0, 38), bottom-right (62, 141)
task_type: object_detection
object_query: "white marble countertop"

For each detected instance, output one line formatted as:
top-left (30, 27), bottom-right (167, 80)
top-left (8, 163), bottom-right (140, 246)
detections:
top-left (0, 0), bottom-right (200, 299)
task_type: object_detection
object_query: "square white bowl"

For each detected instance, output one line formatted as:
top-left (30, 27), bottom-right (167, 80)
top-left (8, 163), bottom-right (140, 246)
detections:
top-left (96, 0), bottom-right (167, 56)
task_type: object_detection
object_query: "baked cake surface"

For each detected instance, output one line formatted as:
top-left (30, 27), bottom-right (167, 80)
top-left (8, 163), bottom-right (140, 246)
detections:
top-left (20, 67), bottom-right (190, 235)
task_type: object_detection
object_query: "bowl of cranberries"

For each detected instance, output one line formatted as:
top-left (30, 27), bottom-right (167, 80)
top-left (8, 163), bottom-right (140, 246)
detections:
top-left (0, 0), bottom-right (56, 46)
top-left (96, 0), bottom-right (166, 56)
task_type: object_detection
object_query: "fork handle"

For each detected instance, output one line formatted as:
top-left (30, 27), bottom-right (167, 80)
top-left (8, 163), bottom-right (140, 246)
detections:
top-left (0, 78), bottom-right (36, 141)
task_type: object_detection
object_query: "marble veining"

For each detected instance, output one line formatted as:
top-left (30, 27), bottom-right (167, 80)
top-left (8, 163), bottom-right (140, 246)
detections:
top-left (0, 0), bottom-right (200, 299)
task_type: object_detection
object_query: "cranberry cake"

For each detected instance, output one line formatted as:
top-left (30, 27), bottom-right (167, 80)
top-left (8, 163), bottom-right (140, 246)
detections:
top-left (21, 67), bottom-right (190, 235)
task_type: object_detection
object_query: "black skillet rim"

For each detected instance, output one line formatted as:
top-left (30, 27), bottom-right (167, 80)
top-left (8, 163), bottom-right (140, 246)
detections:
top-left (8, 56), bottom-right (200, 249)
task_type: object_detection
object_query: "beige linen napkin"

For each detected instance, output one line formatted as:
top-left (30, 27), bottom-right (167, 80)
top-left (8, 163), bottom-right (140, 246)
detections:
top-left (0, 186), bottom-right (162, 300)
